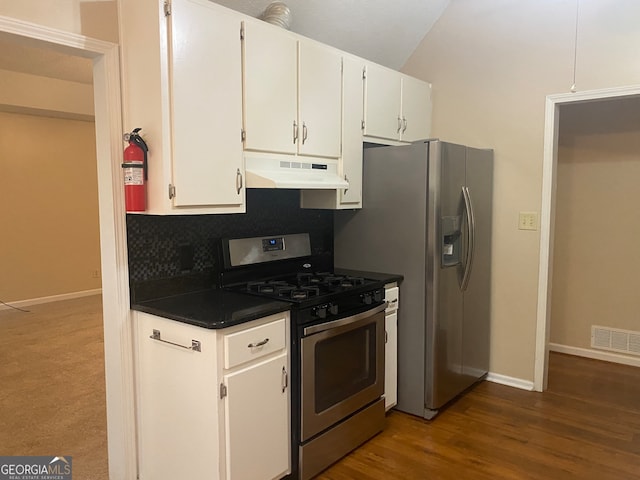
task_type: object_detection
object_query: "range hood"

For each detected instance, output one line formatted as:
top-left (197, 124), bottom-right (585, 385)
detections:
top-left (245, 154), bottom-right (349, 189)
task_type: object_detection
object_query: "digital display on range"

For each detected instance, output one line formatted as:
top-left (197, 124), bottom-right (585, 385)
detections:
top-left (262, 237), bottom-right (285, 252)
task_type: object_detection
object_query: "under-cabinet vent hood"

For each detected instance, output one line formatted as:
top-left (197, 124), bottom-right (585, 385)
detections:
top-left (245, 154), bottom-right (349, 189)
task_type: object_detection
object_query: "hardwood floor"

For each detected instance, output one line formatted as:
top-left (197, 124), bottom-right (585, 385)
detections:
top-left (2, 296), bottom-right (638, 480)
top-left (317, 353), bottom-right (640, 480)
top-left (0, 295), bottom-right (108, 480)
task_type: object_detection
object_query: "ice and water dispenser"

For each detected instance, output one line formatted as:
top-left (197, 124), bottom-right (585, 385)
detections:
top-left (441, 215), bottom-right (462, 267)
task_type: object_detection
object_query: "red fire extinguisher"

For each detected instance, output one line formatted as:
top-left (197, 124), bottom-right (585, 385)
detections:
top-left (122, 128), bottom-right (149, 212)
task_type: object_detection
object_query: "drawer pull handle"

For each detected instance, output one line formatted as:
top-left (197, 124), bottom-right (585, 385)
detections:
top-left (150, 329), bottom-right (201, 352)
top-left (248, 338), bottom-right (269, 348)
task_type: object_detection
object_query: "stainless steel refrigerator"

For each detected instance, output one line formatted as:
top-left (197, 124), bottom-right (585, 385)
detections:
top-left (334, 140), bottom-right (493, 419)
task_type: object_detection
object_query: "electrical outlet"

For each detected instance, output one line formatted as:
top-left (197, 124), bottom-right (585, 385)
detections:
top-left (518, 212), bottom-right (539, 231)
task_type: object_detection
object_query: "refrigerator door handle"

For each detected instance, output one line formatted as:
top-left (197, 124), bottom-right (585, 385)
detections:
top-left (461, 186), bottom-right (476, 291)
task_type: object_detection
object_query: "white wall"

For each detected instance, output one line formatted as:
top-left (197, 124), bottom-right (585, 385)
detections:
top-left (402, 0), bottom-right (640, 381)
top-left (0, 68), bottom-right (94, 119)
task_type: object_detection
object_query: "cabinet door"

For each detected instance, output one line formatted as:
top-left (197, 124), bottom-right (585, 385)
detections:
top-left (243, 20), bottom-right (297, 155)
top-left (224, 352), bottom-right (289, 480)
top-left (298, 40), bottom-right (342, 158)
top-left (170, 0), bottom-right (244, 209)
top-left (136, 313), bottom-right (219, 480)
top-left (363, 63), bottom-right (402, 141)
top-left (339, 55), bottom-right (364, 206)
top-left (384, 311), bottom-right (398, 410)
top-left (400, 75), bottom-right (432, 142)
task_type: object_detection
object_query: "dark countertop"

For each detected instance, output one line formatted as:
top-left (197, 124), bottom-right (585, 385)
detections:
top-left (335, 268), bottom-right (403, 286)
top-left (131, 289), bottom-right (291, 329)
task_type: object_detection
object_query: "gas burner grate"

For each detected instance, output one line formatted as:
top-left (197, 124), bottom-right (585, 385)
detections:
top-left (286, 286), bottom-right (320, 300)
top-left (247, 280), bottom-right (291, 294)
top-left (296, 272), bottom-right (331, 286)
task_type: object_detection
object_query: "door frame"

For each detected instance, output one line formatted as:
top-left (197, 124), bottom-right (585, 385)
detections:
top-left (0, 16), bottom-right (137, 478)
top-left (534, 84), bottom-right (640, 392)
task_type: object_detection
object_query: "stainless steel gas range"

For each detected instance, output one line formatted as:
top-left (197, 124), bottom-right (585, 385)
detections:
top-left (220, 233), bottom-right (386, 480)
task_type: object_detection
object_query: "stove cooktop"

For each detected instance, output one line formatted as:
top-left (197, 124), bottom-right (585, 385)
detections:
top-left (235, 272), bottom-right (378, 302)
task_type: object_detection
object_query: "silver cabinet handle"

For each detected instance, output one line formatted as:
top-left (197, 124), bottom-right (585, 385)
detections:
top-left (293, 120), bottom-right (298, 144)
top-left (402, 116), bottom-right (407, 133)
top-left (236, 168), bottom-right (243, 194)
top-left (247, 338), bottom-right (269, 348)
top-left (302, 122), bottom-right (308, 144)
top-left (281, 366), bottom-right (288, 392)
top-left (150, 329), bottom-right (201, 352)
top-left (397, 116), bottom-right (402, 133)
top-left (344, 174), bottom-right (349, 194)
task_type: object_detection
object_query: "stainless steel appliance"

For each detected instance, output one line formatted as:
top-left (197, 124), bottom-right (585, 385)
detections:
top-left (334, 140), bottom-right (493, 419)
top-left (220, 233), bottom-right (386, 480)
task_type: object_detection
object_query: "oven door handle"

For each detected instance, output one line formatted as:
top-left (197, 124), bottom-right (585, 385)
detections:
top-left (303, 302), bottom-right (387, 336)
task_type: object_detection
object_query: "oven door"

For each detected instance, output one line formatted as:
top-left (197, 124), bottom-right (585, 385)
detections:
top-left (300, 303), bottom-right (386, 442)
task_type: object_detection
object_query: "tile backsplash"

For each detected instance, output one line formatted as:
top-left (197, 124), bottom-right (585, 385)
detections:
top-left (126, 189), bottom-right (334, 286)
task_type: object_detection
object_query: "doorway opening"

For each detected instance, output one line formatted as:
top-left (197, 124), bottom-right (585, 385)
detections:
top-left (535, 86), bottom-right (640, 391)
top-left (0, 16), bottom-right (136, 479)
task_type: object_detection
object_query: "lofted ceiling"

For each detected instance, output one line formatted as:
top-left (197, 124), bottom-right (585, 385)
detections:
top-left (212, 0), bottom-right (449, 70)
top-left (0, 0), bottom-right (448, 87)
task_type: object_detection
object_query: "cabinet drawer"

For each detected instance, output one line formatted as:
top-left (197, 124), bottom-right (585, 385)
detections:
top-left (224, 318), bottom-right (286, 369)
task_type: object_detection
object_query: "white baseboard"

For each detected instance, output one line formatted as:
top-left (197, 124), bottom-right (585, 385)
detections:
top-left (486, 372), bottom-right (535, 391)
top-left (0, 288), bottom-right (102, 312)
top-left (549, 343), bottom-right (640, 368)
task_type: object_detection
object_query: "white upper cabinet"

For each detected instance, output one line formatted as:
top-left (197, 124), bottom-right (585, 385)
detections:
top-left (297, 40), bottom-right (342, 158)
top-left (120, 0), bottom-right (245, 214)
top-left (170, 0), bottom-right (244, 208)
top-left (242, 20), bottom-right (342, 159)
top-left (300, 54), bottom-right (364, 210)
top-left (363, 63), bottom-right (432, 143)
top-left (363, 63), bottom-right (403, 142)
top-left (242, 20), bottom-right (297, 155)
top-left (400, 74), bottom-right (432, 142)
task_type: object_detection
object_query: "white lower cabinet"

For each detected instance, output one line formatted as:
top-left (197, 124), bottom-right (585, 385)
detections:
top-left (223, 353), bottom-right (289, 480)
top-left (135, 311), bottom-right (290, 480)
top-left (384, 285), bottom-right (399, 411)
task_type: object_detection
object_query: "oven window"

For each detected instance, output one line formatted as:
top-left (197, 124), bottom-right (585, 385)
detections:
top-left (314, 323), bottom-right (377, 413)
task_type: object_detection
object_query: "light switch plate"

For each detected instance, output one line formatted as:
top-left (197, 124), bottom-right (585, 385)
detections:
top-left (519, 211), bottom-right (539, 231)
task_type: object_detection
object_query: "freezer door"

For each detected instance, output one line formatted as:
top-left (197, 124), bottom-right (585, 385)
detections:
top-left (426, 141), bottom-right (470, 410)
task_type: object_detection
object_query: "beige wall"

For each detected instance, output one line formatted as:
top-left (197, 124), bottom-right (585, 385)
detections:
top-left (403, 0), bottom-right (640, 381)
top-left (552, 97), bottom-right (640, 348)
top-left (0, 112), bottom-right (101, 302)
top-left (0, 0), bottom-right (119, 43)
top-left (0, 69), bottom-right (94, 120)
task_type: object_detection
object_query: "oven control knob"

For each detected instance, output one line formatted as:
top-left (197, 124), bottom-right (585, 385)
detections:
top-left (315, 306), bottom-right (327, 319)
top-left (362, 293), bottom-right (372, 305)
top-left (328, 304), bottom-right (339, 315)
top-left (374, 290), bottom-right (383, 303)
